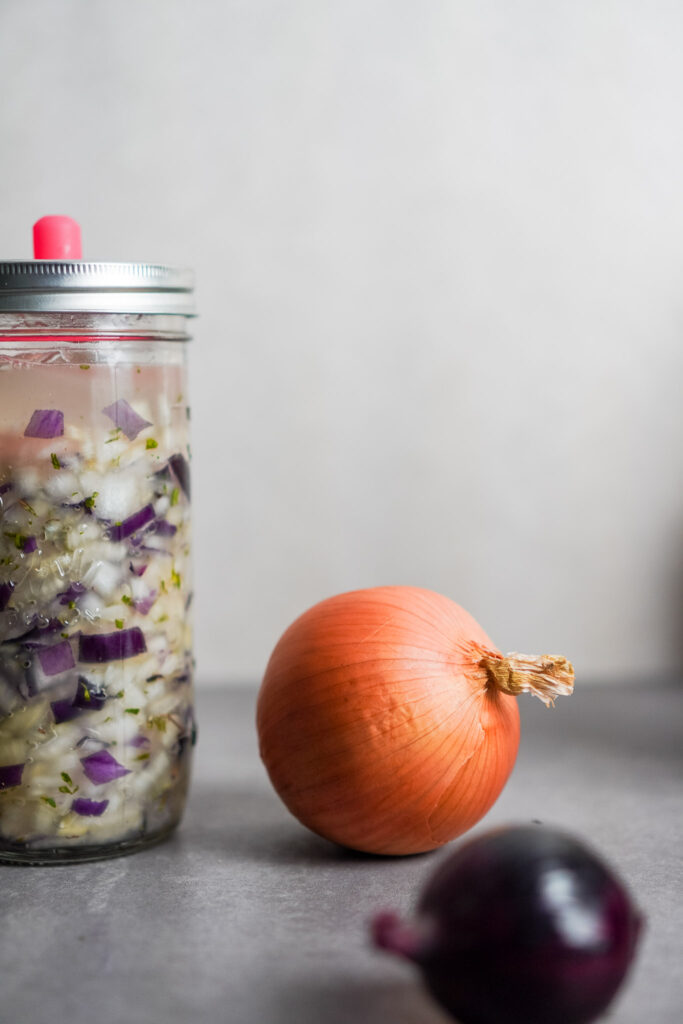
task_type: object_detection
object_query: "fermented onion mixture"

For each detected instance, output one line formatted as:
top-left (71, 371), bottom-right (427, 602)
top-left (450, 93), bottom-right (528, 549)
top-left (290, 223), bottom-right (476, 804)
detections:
top-left (0, 397), bottom-right (194, 851)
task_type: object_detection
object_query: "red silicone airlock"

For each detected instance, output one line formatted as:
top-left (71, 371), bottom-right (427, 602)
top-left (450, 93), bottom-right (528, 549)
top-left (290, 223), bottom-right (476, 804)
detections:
top-left (33, 216), bottom-right (82, 260)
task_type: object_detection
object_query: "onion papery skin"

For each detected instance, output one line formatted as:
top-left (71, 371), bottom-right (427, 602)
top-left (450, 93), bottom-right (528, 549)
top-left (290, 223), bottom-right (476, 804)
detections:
top-left (257, 587), bottom-right (521, 855)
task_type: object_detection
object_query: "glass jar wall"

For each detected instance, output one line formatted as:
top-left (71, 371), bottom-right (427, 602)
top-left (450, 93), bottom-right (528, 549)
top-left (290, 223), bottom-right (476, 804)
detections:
top-left (0, 311), bottom-right (195, 863)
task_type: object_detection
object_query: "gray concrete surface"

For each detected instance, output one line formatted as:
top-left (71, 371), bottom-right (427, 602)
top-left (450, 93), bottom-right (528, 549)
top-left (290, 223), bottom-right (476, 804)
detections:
top-left (1, 682), bottom-right (681, 1024)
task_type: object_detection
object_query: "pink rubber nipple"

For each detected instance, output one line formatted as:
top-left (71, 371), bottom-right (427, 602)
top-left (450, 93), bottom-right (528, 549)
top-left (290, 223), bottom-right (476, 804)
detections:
top-left (33, 216), bottom-right (82, 259)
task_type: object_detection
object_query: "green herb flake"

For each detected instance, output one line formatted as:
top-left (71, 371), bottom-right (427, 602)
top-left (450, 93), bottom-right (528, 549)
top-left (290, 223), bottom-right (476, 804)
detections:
top-left (114, 690), bottom-right (124, 699)
top-left (20, 499), bottom-right (37, 515)
top-left (171, 569), bottom-right (181, 589)
top-left (50, 452), bottom-right (61, 469)
top-left (79, 364), bottom-right (90, 370)
top-left (105, 428), bottom-right (122, 444)
top-left (115, 618), bottom-right (124, 629)
top-left (125, 708), bottom-right (140, 715)
top-left (135, 752), bottom-right (150, 761)
top-left (146, 438), bottom-right (158, 450)
top-left (121, 594), bottom-right (132, 605)
top-left (160, 579), bottom-right (167, 594)
top-left (149, 715), bottom-right (167, 732)
top-left (82, 686), bottom-right (91, 702)
top-left (170, 487), bottom-right (180, 507)
top-left (61, 772), bottom-right (72, 785)
top-left (155, 613), bottom-right (169, 623)
top-left (41, 796), bottom-right (57, 808)
top-left (84, 491), bottom-right (99, 509)
top-left (68, 600), bottom-right (76, 610)
top-left (60, 632), bottom-right (69, 639)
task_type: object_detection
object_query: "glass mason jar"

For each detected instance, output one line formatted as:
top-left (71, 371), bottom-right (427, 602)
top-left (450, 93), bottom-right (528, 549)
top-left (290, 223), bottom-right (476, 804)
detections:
top-left (0, 231), bottom-right (196, 863)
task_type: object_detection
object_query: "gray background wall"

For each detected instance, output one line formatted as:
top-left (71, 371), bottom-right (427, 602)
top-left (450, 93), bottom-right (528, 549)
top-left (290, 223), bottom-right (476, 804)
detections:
top-left (1, 1), bottom-right (682, 685)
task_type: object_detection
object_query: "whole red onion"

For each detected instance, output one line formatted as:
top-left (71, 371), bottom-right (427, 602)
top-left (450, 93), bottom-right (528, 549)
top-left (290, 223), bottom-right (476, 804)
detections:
top-left (371, 824), bottom-right (643, 1024)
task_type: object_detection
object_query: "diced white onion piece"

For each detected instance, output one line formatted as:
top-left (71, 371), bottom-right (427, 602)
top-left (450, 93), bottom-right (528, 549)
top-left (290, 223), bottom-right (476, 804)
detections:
top-left (44, 471), bottom-right (81, 502)
top-left (0, 738), bottom-right (27, 767)
top-left (81, 469), bottom-right (149, 522)
top-left (79, 590), bottom-right (103, 620)
top-left (154, 495), bottom-right (170, 517)
top-left (90, 562), bottom-right (122, 599)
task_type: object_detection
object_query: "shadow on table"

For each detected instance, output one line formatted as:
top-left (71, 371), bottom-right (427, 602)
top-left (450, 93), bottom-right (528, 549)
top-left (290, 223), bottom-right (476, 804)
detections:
top-left (259, 975), bottom-right (448, 1024)
top-left (180, 782), bottom-right (419, 866)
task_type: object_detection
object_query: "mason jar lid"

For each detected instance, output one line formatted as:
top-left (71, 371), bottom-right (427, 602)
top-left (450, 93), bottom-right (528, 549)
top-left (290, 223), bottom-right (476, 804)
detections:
top-left (0, 261), bottom-right (196, 316)
top-left (0, 218), bottom-right (196, 316)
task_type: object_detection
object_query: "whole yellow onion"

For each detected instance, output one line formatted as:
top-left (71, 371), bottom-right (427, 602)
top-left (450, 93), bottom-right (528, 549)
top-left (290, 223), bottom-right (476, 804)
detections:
top-left (257, 586), bottom-right (573, 855)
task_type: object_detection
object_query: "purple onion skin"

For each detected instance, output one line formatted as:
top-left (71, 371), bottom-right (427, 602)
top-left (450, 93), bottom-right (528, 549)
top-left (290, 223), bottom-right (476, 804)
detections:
top-left (371, 825), bottom-right (643, 1024)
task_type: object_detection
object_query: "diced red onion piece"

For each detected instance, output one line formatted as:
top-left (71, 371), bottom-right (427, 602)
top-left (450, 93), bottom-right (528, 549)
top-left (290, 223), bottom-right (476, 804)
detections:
top-left (0, 482), bottom-right (12, 495)
top-left (51, 698), bottom-right (81, 724)
top-left (79, 627), bottom-right (146, 663)
top-left (38, 640), bottom-right (75, 676)
top-left (81, 750), bottom-right (131, 784)
top-left (58, 582), bottom-right (87, 605)
top-left (129, 562), bottom-right (148, 577)
top-left (169, 454), bottom-right (191, 498)
top-left (0, 763), bottom-right (24, 790)
top-left (21, 618), bottom-right (63, 648)
top-left (152, 519), bottom-right (177, 536)
top-left (129, 734), bottom-right (150, 748)
top-left (73, 676), bottom-right (107, 710)
top-left (22, 536), bottom-right (37, 553)
top-left (72, 797), bottom-right (109, 817)
top-left (102, 399), bottom-right (152, 441)
top-left (51, 677), bottom-right (106, 722)
top-left (107, 503), bottom-right (155, 541)
top-left (134, 590), bottom-right (157, 616)
top-left (0, 582), bottom-right (14, 611)
top-left (24, 409), bottom-right (64, 438)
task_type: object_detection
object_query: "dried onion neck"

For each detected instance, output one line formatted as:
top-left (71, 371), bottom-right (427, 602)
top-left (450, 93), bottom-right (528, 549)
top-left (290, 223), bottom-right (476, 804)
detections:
top-left (479, 652), bottom-right (574, 707)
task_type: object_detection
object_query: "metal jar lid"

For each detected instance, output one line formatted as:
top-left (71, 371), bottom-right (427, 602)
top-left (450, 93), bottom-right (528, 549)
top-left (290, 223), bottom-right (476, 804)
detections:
top-left (0, 261), bottom-right (196, 316)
